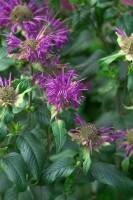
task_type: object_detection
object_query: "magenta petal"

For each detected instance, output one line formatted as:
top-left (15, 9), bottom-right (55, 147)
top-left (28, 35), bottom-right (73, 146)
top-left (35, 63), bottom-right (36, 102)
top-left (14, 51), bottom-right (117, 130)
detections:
top-left (118, 142), bottom-right (128, 149)
top-left (126, 145), bottom-right (133, 157)
top-left (115, 27), bottom-right (127, 39)
top-left (101, 135), bottom-right (113, 142)
top-left (75, 114), bottom-right (86, 125)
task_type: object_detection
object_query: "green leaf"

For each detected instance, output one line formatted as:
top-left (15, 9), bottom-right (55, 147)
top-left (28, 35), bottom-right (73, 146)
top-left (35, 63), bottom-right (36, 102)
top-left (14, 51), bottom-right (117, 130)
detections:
top-left (80, 51), bottom-right (104, 78)
top-left (50, 0), bottom-right (60, 10)
top-left (48, 105), bottom-right (58, 120)
top-left (52, 119), bottom-right (67, 153)
top-left (0, 58), bottom-right (16, 71)
top-left (127, 75), bottom-right (133, 91)
top-left (13, 87), bottom-right (33, 114)
top-left (16, 132), bottom-right (45, 179)
top-left (63, 30), bottom-right (92, 56)
top-left (0, 171), bottom-right (11, 193)
top-left (99, 51), bottom-right (124, 67)
top-left (123, 104), bottom-right (133, 110)
top-left (43, 157), bottom-right (77, 183)
top-left (0, 122), bottom-right (7, 142)
top-left (90, 162), bottom-right (133, 193)
top-left (32, 63), bottom-right (44, 72)
top-left (4, 186), bottom-right (33, 200)
top-left (33, 106), bottom-right (51, 126)
top-left (0, 47), bottom-right (16, 71)
top-left (5, 186), bottom-right (50, 200)
top-left (50, 149), bottom-right (78, 162)
top-left (15, 79), bottom-right (30, 93)
top-left (0, 153), bottom-right (27, 191)
top-left (1, 108), bottom-right (14, 124)
top-left (4, 187), bottom-right (18, 200)
top-left (121, 158), bottom-right (130, 173)
top-left (81, 147), bottom-right (91, 175)
top-left (0, 47), bottom-right (8, 59)
top-left (31, 186), bottom-right (50, 200)
top-left (12, 99), bottom-right (26, 114)
top-left (70, 0), bottom-right (85, 6)
top-left (55, 195), bottom-right (76, 200)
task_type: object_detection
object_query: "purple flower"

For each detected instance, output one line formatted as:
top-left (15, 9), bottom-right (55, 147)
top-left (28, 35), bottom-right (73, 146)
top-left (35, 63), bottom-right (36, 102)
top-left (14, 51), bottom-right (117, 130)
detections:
top-left (104, 127), bottom-right (133, 157)
top-left (0, 0), bottom-right (47, 33)
top-left (122, 0), bottom-right (133, 6)
top-left (6, 15), bottom-right (70, 63)
top-left (44, 70), bottom-right (85, 111)
top-left (115, 27), bottom-right (127, 39)
top-left (0, 72), bottom-right (12, 87)
top-left (38, 10), bottom-right (70, 50)
top-left (75, 114), bottom-right (86, 125)
top-left (33, 62), bottom-right (65, 87)
top-left (117, 129), bottom-right (133, 157)
top-left (69, 115), bottom-right (114, 153)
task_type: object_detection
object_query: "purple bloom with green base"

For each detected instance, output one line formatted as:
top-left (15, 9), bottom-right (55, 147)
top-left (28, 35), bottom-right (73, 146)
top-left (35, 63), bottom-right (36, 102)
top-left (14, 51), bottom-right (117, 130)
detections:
top-left (44, 70), bottom-right (85, 111)
top-left (6, 14), bottom-right (70, 63)
top-left (0, 0), bottom-right (47, 34)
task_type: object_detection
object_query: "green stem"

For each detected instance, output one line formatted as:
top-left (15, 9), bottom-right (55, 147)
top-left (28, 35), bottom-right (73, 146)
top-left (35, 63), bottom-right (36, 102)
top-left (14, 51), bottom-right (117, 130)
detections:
top-left (28, 67), bottom-right (34, 129)
top-left (47, 126), bottom-right (52, 155)
top-left (0, 106), bottom-right (7, 121)
top-left (114, 0), bottom-right (120, 7)
top-left (73, 168), bottom-right (81, 184)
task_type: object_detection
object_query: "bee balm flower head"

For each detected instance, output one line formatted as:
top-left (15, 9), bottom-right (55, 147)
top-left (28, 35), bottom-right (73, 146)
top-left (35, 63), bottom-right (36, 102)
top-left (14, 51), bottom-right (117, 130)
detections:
top-left (69, 115), bottom-right (114, 153)
top-left (0, 0), bottom-right (47, 34)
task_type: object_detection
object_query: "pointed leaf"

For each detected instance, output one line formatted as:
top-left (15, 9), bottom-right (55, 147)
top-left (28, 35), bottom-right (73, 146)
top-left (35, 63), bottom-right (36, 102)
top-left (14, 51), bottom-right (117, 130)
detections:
top-left (0, 153), bottom-right (27, 191)
top-left (31, 186), bottom-right (50, 200)
top-left (0, 122), bottom-right (7, 141)
top-left (52, 120), bottom-right (67, 153)
top-left (81, 147), bottom-right (91, 175)
top-left (99, 51), bottom-right (124, 67)
top-left (43, 157), bottom-right (77, 183)
top-left (90, 162), bottom-right (133, 193)
top-left (4, 186), bottom-right (33, 200)
top-left (16, 132), bottom-right (45, 179)
top-left (121, 158), bottom-right (130, 173)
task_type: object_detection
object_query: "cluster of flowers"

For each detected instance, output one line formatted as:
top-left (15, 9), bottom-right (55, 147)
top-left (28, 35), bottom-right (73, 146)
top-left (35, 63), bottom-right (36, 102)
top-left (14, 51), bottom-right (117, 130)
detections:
top-left (0, 0), bottom-right (85, 112)
top-left (0, 0), bottom-right (133, 158)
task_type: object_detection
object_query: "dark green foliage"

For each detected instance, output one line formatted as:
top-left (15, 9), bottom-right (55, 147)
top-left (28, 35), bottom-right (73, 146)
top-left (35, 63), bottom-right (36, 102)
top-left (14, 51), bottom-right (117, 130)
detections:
top-left (0, 0), bottom-right (133, 199)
